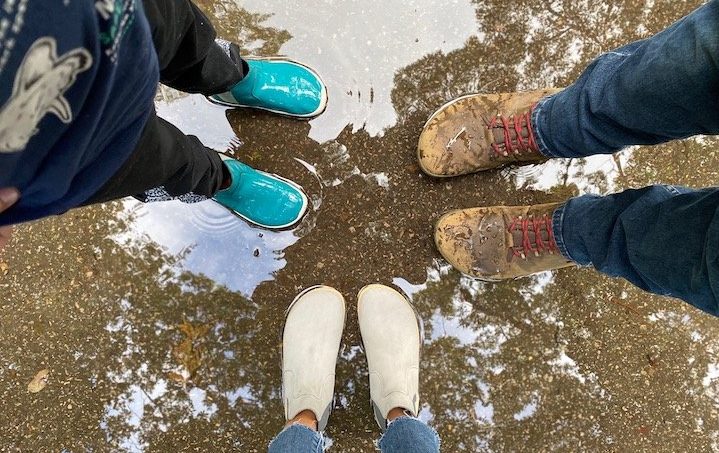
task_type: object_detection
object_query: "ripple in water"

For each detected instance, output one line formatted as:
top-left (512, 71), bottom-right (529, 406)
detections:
top-left (110, 157), bottom-right (327, 296)
top-left (187, 201), bottom-right (247, 236)
top-left (502, 162), bottom-right (547, 184)
top-left (239, 0), bottom-right (480, 142)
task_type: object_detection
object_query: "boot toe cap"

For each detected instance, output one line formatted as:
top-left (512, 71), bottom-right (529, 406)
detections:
top-left (434, 210), bottom-right (480, 276)
top-left (435, 208), bottom-right (507, 280)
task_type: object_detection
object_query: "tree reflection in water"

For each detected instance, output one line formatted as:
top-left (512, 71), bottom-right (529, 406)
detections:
top-left (3, 0), bottom-right (719, 451)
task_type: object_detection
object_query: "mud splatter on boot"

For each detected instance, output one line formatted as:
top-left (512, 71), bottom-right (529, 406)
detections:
top-left (434, 202), bottom-right (575, 280)
top-left (418, 89), bottom-right (561, 177)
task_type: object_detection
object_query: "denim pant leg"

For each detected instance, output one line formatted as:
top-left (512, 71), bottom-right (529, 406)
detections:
top-left (378, 417), bottom-right (440, 453)
top-left (553, 185), bottom-right (719, 316)
top-left (268, 424), bottom-right (325, 453)
top-left (532, 0), bottom-right (719, 158)
top-left (530, 1), bottom-right (719, 313)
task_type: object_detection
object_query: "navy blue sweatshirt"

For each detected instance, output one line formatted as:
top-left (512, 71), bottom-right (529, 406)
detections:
top-left (0, 0), bottom-right (159, 225)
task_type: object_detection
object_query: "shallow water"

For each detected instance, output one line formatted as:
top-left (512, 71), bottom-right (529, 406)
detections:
top-left (3, 0), bottom-right (719, 451)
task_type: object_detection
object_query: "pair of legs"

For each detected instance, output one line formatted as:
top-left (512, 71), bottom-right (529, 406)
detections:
top-left (87, 0), bottom-right (326, 229)
top-left (420, 0), bottom-right (719, 315)
top-left (269, 285), bottom-right (440, 453)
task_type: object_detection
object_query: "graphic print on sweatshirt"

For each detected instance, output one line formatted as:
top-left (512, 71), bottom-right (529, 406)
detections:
top-left (0, 37), bottom-right (92, 153)
top-left (0, 0), bottom-right (138, 154)
top-left (96, 0), bottom-right (137, 63)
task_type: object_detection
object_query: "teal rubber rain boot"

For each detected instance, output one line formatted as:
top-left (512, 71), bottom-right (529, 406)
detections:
top-left (210, 57), bottom-right (328, 119)
top-left (213, 153), bottom-right (308, 229)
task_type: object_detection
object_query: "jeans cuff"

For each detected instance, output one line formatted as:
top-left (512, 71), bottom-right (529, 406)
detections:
top-left (385, 414), bottom-right (414, 429)
top-left (377, 416), bottom-right (441, 452)
top-left (552, 202), bottom-right (578, 263)
top-left (531, 94), bottom-right (562, 158)
top-left (268, 423), bottom-right (325, 453)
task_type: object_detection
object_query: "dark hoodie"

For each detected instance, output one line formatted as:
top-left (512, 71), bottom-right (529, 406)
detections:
top-left (0, 0), bottom-right (159, 225)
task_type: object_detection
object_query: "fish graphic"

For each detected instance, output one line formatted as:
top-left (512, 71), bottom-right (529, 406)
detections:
top-left (0, 37), bottom-right (92, 153)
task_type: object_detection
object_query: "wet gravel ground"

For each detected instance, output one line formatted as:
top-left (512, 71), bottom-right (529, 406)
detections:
top-left (3, 0), bottom-right (719, 451)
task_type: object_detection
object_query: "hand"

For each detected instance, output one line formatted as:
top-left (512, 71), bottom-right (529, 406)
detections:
top-left (0, 188), bottom-right (19, 251)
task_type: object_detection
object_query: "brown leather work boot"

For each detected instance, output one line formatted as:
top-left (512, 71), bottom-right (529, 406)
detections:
top-left (417, 89), bottom-right (561, 177)
top-left (434, 202), bottom-right (575, 281)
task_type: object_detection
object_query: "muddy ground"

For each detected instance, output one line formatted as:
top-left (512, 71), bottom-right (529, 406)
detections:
top-left (2, 0), bottom-right (719, 451)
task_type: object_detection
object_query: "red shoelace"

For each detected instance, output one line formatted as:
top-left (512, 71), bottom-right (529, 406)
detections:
top-left (507, 214), bottom-right (558, 259)
top-left (488, 105), bottom-right (539, 157)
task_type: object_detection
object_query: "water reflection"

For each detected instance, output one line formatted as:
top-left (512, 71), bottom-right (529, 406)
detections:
top-left (4, 0), bottom-right (719, 452)
top-left (505, 149), bottom-right (634, 197)
top-left (113, 198), bottom-right (301, 296)
top-left (113, 90), bottom-right (319, 296)
top-left (238, 0), bottom-right (480, 142)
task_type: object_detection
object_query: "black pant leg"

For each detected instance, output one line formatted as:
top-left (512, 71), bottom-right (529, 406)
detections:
top-left (142, 0), bottom-right (247, 95)
top-left (86, 110), bottom-right (226, 205)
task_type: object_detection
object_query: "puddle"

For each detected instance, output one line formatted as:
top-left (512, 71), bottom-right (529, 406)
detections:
top-left (238, 0), bottom-right (480, 141)
top-left (3, 0), bottom-right (719, 452)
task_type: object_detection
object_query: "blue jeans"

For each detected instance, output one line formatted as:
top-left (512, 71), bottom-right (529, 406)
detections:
top-left (532, 0), bottom-right (719, 315)
top-left (267, 417), bottom-right (441, 453)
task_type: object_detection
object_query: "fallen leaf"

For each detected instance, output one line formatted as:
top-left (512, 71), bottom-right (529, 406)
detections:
top-left (177, 321), bottom-right (210, 341)
top-left (173, 338), bottom-right (203, 377)
top-left (0, 262), bottom-right (8, 275)
top-left (27, 369), bottom-right (49, 393)
top-left (167, 371), bottom-right (187, 384)
top-left (173, 322), bottom-right (210, 379)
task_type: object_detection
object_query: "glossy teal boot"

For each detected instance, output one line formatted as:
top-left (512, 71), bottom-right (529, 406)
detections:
top-left (213, 154), bottom-right (308, 229)
top-left (210, 57), bottom-right (328, 119)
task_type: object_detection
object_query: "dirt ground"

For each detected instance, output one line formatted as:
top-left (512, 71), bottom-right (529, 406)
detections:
top-left (2, 0), bottom-right (719, 451)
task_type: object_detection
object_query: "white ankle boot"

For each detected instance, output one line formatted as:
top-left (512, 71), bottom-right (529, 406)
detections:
top-left (357, 284), bottom-right (421, 430)
top-left (282, 286), bottom-right (345, 430)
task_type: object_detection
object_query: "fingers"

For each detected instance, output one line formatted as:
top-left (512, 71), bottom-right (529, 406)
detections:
top-left (0, 188), bottom-right (19, 251)
top-left (0, 188), bottom-right (19, 213)
top-left (0, 226), bottom-right (12, 249)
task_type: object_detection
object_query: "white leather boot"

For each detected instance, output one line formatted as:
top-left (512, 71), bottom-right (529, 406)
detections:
top-left (357, 284), bottom-right (421, 430)
top-left (282, 286), bottom-right (345, 430)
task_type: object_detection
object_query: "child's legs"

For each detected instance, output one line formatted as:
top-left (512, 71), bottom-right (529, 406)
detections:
top-left (85, 111), bottom-right (225, 205)
top-left (142, 0), bottom-right (247, 95)
top-left (86, 1), bottom-right (251, 206)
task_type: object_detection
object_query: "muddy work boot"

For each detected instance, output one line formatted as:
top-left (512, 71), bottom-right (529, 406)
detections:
top-left (434, 202), bottom-right (575, 280)
top-left (417, 89), bottom-right (561, 177)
